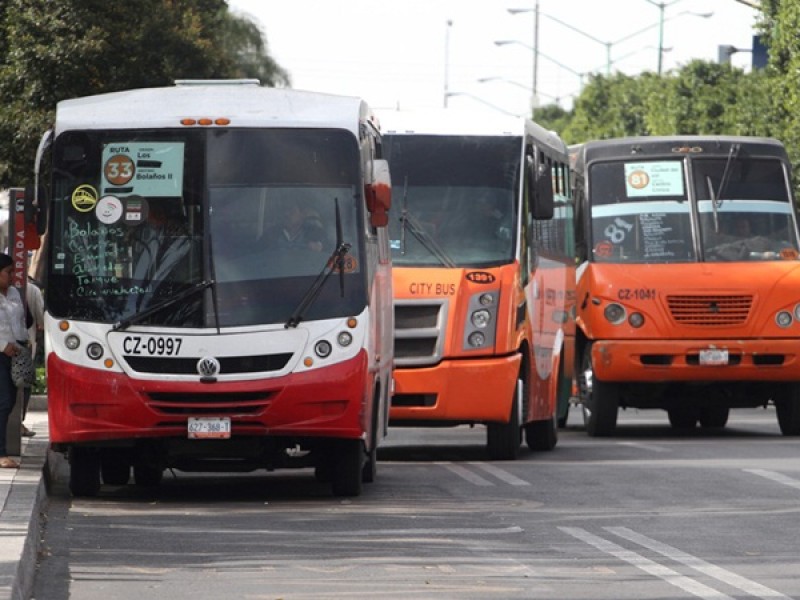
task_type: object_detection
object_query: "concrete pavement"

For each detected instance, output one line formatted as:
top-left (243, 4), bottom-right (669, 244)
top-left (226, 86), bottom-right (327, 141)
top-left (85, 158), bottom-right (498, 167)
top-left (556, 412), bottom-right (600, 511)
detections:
top-left (0, 397), bottom-right (50, 600)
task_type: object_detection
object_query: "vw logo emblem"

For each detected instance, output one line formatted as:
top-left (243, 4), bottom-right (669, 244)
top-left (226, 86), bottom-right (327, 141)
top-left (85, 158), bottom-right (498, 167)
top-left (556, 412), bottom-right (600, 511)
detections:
top-left (197, 356), bottom-right (220, 377)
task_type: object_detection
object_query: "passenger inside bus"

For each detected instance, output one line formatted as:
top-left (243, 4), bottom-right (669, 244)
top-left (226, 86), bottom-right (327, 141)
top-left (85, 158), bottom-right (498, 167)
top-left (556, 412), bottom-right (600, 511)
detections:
top-left (265, 202), bottom-right (329, 252)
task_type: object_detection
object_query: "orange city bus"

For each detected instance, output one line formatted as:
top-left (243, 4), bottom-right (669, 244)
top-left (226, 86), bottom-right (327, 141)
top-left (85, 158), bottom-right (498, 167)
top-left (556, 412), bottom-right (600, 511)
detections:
top-left (573, 136), bottom-right (800, 436)
top-left (380, 109), bottom-right (575, 458)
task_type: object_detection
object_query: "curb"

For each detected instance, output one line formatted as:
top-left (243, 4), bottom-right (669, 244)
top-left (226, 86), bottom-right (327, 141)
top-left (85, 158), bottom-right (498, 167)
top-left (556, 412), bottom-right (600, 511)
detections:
top-left (2, 416), bottom-right (49, 600)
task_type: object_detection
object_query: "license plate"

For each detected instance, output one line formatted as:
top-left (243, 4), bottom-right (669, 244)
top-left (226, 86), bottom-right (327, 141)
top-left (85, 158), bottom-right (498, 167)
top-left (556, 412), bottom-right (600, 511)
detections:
top-left (699, 349), bottom-right (729, 366)
top-left (188, 417), bottom-right (231, 439)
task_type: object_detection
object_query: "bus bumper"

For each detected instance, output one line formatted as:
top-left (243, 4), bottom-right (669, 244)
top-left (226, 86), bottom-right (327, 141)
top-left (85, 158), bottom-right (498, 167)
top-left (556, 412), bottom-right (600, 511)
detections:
top-left (47, 351), bottom-right (369, 445)
top-left (590, 339), bottom-right (800, 382)
top-left (390, 354), bottom-right (521, 423)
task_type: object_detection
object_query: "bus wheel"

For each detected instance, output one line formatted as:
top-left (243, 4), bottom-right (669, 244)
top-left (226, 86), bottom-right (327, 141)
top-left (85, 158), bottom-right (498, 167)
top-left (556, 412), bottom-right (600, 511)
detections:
top-left (775, 384), bottom-right (800, 435)
top-left (101, 459), bottom-right (131, 486)
top-left (699, 406), bottom-right (729, 429)
top-left (487, 376), bottom-right (522, 460)
top-left (525, 414), bottom-right (558, 451)
top-left (331, 440), bottom-right (363, 497)
top-left (69, 448), bottom-right (101, 497)
top-left (133, 463), bottom-right (164, 488)
top-left (580, 344), bottom-right (618, 437)
top-left (668, 407), bottom-right (698, 429)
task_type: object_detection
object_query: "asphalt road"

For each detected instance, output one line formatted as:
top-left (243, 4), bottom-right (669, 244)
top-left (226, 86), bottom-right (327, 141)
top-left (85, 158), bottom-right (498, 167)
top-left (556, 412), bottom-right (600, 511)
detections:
top-left (33, 407), bottom-right (800, 599)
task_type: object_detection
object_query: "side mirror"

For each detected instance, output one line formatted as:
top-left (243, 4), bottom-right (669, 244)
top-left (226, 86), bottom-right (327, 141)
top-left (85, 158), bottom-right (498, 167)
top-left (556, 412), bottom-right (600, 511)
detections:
top-left (366, 159), bottom-right (392, 228)
top-left (23, 187), bottom-right (42, 250)
top-left (529, 159), bottom-right (554, 220)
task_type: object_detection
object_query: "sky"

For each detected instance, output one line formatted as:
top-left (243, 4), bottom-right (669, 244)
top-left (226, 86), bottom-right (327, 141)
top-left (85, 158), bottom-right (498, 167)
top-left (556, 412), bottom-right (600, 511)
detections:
top-left (227, 0), bottom-right (759, 117)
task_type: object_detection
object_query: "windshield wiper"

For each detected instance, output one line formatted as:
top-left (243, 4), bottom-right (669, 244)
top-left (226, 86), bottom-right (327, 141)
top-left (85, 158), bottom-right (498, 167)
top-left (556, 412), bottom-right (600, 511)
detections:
top-left (716, 143), bottom-right (740, 204)
top-left (112, 280), bottom-right (215, 332)
top-left (400, 207), bottom-right (457, 268)
top-left (285, 199), bottom-right (350, 329)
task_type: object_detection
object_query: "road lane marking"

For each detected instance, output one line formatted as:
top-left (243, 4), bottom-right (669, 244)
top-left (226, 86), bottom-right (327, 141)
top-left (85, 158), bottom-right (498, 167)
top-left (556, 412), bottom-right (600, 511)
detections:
top-left (607, 527), bottom-right (791, 600)
top-left (437, 462), bottom-right (494, 486)
top-left (470, 462), bottom-right (531, 486)
top-left (617, 441), bottom-right (670, 453)
top-left (744, 469), bottom-right (800, 492)
top-left (560, 527), bottom-right (734, 599)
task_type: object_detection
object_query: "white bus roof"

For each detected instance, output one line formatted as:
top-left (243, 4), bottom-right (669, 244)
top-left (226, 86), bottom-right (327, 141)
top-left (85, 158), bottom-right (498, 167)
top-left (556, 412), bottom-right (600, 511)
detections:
top-left (377, 107), bottom-right (567, 155)
top-left (54, 82), bottom-right (371, 136)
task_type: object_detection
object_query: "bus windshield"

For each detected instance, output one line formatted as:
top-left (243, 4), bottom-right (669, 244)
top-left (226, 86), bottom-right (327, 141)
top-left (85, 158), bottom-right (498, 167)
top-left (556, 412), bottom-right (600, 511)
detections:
top-left (588, 156), bottom-right (799, 263)
top-left (384, 135), bottom-right (519, 268)
top-left (47, 129), bottom-right (366, 327)
top-left (693, 157), bottom-right (799, 262)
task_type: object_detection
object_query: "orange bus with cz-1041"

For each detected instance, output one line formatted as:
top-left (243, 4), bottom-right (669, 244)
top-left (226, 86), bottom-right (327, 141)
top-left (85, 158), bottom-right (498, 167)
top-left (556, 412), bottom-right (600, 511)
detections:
top-left (573, 136), bottom-right (800, 436)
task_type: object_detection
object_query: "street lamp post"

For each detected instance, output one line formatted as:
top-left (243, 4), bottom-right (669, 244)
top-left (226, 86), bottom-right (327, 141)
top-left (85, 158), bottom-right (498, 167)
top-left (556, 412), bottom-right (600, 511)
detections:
top-left (443, 19), bottom-right (453, 108)
top-left (539, 7), bottom-right (712, 76)
top-left (642, 0), bottom-right (680, 75)
top-left (507, 3), bottom-right (540, 112)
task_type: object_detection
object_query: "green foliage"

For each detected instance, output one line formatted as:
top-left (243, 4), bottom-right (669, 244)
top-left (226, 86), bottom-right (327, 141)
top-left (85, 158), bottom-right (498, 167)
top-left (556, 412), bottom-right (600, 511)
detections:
top-left (0, 0), bottom-right (288, 187)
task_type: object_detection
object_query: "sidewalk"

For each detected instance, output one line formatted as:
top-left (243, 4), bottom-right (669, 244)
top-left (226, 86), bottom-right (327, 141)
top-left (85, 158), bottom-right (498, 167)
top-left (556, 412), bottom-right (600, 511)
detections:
top-left (0, 396), bottom-right (50, 600)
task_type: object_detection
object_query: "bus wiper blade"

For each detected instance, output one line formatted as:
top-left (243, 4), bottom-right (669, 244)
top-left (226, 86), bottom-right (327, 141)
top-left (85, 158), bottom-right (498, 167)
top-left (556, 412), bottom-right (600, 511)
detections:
top-left (112, 280), bottom-right (215, 332)
top-left (716, 142), bottom-right (740, 203)
top-left (401, 210), bottom-right (457, 268)
top-left (285, 242), bottom-right (351, 329)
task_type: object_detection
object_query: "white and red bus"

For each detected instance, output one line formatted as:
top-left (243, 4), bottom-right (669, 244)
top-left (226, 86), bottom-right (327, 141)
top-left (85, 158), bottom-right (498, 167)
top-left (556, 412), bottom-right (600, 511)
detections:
top-left (36, 80), bottom-right (393, 496)
top-left (380, 109), bottom-right (575, 458)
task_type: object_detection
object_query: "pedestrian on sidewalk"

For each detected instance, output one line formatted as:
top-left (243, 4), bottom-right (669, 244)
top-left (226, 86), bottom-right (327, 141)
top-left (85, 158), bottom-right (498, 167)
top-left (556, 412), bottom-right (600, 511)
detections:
top-left (21, 279), bottom-right (44, 438)
top-left (0, 252), bottom-right (28, 468)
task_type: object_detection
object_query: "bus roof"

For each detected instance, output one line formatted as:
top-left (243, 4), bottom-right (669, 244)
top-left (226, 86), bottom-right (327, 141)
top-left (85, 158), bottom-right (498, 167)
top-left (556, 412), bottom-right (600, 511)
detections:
top-left (377, 108), bottom-right (567, 156)
top-left (54, 82), bottom-right (372, 136)
top-left (575, 135), bottom-right (788, 171)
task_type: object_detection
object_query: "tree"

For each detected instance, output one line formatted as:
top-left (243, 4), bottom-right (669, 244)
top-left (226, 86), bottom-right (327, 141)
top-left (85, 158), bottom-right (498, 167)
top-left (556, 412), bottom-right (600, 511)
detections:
top-left (0, 0), bottom-right (288, 186)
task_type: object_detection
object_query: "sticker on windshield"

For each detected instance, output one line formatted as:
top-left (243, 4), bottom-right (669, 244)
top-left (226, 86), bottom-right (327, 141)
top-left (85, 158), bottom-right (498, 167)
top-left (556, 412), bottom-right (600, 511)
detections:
top-left (101, 142), bottom-right (185, 198)
top-left (96, 196), bottom-right (124, 225)
top-left (71, 184), bottom-right (98, 213)
top-left (624, 161), bottom-right (684, 198)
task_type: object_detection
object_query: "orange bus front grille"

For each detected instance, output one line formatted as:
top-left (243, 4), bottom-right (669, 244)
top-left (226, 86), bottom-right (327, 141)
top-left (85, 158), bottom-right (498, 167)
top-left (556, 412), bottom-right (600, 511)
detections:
top-left (393, 299), bottom-right (448, 367)
top-left (666, 295), bottom-right (753, 326)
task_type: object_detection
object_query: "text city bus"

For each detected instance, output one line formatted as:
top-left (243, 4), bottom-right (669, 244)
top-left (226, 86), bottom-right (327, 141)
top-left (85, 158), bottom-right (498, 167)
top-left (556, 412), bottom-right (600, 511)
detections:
top-left (381, 109), bottom-right (575, 458)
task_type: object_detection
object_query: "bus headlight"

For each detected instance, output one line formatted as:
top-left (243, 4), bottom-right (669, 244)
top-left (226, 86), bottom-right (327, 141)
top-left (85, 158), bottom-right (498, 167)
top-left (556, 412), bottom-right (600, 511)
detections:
top-left (794, 304), bottom-right (800, 322)
top-left (467, 331), bottom-right (486, 347)
top-left (314, 340), bottom-right (332, 358)
top-left (628, 312), bottom-right (645, 328)
top-left (479, 293), bottom-right (494, 306)
top-left (471, 309), bottom-right (491, 329)
top-left (337, 331), bottom-right (353, 347)
top-left (604, 303), bottom-right (626, 325)
top-left (86, 342), bottom-right (104, 360)
top-left (65, 334), bottom-right (80, 350)
top-left (776, 311), bottom-right (793, 328)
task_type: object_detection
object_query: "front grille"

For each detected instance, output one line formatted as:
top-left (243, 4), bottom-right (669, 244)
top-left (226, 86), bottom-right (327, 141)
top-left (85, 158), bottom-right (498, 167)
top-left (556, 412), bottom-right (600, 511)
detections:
top-left (666, 295), bottom-right (752, 326)
top-left (123, 353), bottom-right (293, 375)
top-left (146, 390), bottom-right (274, 415)
top-left (393, 299), bottom-right (448, 367)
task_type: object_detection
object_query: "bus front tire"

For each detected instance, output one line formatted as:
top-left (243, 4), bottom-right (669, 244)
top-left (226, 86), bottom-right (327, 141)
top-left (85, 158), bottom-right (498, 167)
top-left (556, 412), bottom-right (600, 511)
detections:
top-left (69, 448), bottom-right (101, 497)
top-left (775, 384), bottom-right (800, 436)
top-left (331, 440), bottom-right (363, 497)
top-left (668, 407), bottom-right (698, 429)
top-left (525, 414), bottom-right (558, 451)
top-left (580, 345), bottom-right (619, 437)
top-left (487, 377), bottom-right (522, 460)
